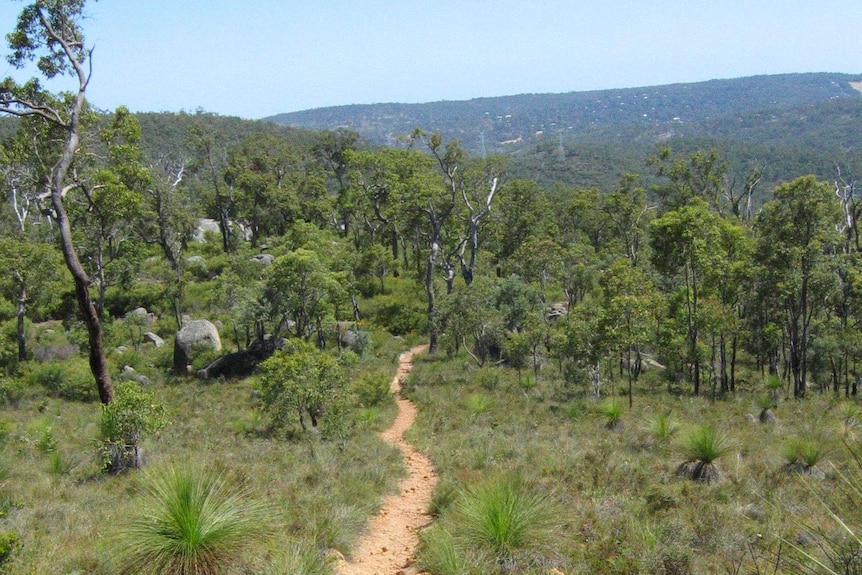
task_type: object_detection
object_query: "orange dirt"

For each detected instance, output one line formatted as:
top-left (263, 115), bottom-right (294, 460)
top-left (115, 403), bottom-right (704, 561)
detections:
top-left (335, 344), bottom-right (437, 575)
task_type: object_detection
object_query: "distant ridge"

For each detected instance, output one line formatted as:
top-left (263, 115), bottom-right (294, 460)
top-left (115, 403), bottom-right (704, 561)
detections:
top-left (265, 73), bottom-right (862, 154)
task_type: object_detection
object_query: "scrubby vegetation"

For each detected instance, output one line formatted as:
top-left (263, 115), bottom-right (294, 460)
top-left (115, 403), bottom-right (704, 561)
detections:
top-left (2, 2), bottom-right (862, 574)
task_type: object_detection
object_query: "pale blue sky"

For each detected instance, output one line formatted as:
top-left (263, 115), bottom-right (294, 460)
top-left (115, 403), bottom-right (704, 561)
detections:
top-left (1, 1), bottom-right (860, 119)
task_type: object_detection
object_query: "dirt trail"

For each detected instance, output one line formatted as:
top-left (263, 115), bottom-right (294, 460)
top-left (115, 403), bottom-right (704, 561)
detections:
top-left (335, 344), bottom-right (437, 575)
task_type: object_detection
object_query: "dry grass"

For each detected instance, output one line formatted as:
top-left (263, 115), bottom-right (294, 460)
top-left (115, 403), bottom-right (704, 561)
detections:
top-left (405, 353), bottom-right (862, 575)
top-left (0, 336), bottom-right (408, 574)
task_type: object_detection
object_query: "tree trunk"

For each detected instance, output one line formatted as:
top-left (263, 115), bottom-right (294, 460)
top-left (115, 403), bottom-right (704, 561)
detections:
top-left (16, 284), bottom-right (26, 363)
top-left (50, 113), bottom-right (113, 403)
top-left (426, 240), bottom-right (439, 353)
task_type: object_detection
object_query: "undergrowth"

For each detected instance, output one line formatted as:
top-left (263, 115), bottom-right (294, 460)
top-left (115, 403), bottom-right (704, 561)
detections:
top-left (405, 350), bottom-right (862, 575)
top-left (0, 332), bottom-right (408, 574)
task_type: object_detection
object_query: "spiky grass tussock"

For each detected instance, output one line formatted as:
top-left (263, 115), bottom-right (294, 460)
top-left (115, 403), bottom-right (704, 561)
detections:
top-left (419, 525), bottom-right (477, 575)
top-left (117, 465), bottom-right (273, 575)
top-left (677, 424), bottom-right (733, 484)
top-left (784, 437), bottom-right (825, 471)
top-left (650, 410), bottom-right (680, 443)
top-left (598, 398), bottom-right (624, 430)
top-left (455, 473), bottom-right (557, 562)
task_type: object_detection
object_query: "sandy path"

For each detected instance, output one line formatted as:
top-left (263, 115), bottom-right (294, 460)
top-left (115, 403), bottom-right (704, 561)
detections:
top-left (335, 344), bottom-right (437, 575)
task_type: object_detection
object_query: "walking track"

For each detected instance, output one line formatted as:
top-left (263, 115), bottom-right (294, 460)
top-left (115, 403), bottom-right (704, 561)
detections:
top-left (335, 344), bottom-right (437, 575)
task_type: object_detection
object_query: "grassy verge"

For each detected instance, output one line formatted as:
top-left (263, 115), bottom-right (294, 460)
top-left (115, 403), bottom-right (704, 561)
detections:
top-left (404, 352), bottom-right (862, 575)
top-left (0, 334), bottom-right (408, 574)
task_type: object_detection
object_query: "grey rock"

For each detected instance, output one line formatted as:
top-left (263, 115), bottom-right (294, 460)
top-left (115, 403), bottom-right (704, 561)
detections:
top-left (173, 319), bottom-right (222, 376)
top-left (127, 307), bottom-right (156, 326)
top-left (251, 253), bottom-right (274, 265)
top-left (176, 319), bottom-right (222, 352)
top-left (194, 218), bottom-right (221, 242)
top-left (143, 331), bottom-right (165, 348)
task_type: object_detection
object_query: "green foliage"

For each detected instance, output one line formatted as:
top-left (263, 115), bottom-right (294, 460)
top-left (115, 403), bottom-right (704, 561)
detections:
top-left (257, 340), bottom-right (345, 432)
top-left (598, 397), bottom-right (624, 429)
top-left (454, 473), bottom-right (556, 562)
top-left (784, 437), bottom-right (824, 469)
top-left (0, 530), bottom-right (20, 570)
top-left (0, 377), bottom-right (25, 406)
top-left (349, 370), bottom-right (391, 408)
top-left (365, 290), bottom-right (427, 336)
top-left (25, 359), bottom-right (97, 402)
top-left (99, 381), bottom-right (168, 473)
top-left (651, 410), bottom-right (680, 442)
top-left (117, 466), bottom-right (272, 575)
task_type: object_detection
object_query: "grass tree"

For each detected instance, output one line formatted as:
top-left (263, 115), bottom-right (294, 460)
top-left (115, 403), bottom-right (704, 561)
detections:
top-left (598, 397), bottom-right (624, 431)
top-left (677, 424), bottom-right (733, 484)
top-left (117, 465), bottom-right (272, 575)
top-left (784, 436), bottom-right (825, 476)
top-left (650, 410), bottom-right (680, 444)
top-left (454, 474), bottom-right (557, 567)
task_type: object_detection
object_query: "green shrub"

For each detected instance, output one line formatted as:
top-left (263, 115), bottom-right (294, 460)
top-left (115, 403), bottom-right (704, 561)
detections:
top-left (475, 368), bottom-right (500, 391)
top-left (99, 381), bottom-right (169, 473)
top-left (350, 371), bottom-right (391, 407)
top-left (257, 340), bottom-right (345, 433)
top-left (26, 359), bottom-right (97, 402)
top-left (0, 377), bottom-right (25, 406)
top-left (0, 531), bottom-right (20, 570)
top-left (365, 292), bottom-right (426, 336)
top-left (337, 349), bottom-right (360, 367)
top-left (117, 466), bottom-right (272, 575)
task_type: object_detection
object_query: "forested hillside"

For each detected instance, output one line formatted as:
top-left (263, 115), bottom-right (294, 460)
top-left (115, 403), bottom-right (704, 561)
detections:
top-left (266, 73), bottom-right (862, 195)
top-left (4, 3), bottom-right (862, 574)
top-left (267, 72), bottom-right (862, 151)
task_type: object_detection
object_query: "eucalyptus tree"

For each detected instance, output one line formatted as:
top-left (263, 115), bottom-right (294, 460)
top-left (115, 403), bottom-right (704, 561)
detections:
top-left (754, 175), bottom-right (842, 398)
top-left (650, 199), bottom-right (727, 395)
top-left (313, 128), bottom-right (361, 237)
top-left (600, 174), bottom-right (653, 266)
top-left (487, 179), bottom-right (555, 273)
top-left (349, 142), bottom-right (452, 352)
top-left (261, 244), bottom-right (348, 348)
top-left (224, 133), bottom-right (329, 248)
top-left (185, 115), bottom-right (234, 252)
top-left (74, 107), bottom-right (149, 317)
top-left (0, 123), bottom-right (52, 232)
top-left (599, 258), bottom-right (660, 407)
top-left (650, 148), bottom-right (728, 214)
top-left (0, 237), bottom-right (64, 363)
top-left (830, 168), bottom-right (862, 394)
top-left (411, 133), bottom-right (462, 352)
top-left (139, 153), bottom-right (197, 329)
top-left (0, 0), bottom-right (114, 402)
